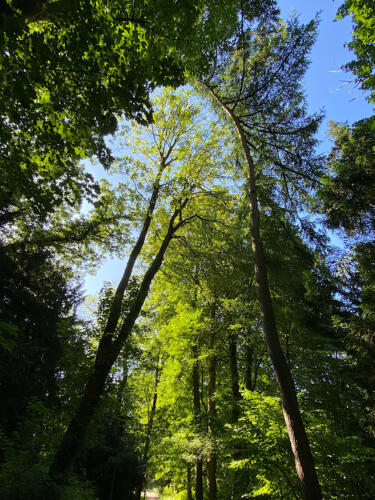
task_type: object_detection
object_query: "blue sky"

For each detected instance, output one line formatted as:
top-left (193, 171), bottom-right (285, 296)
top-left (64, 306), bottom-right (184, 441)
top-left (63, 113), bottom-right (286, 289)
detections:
top-left (278, 0), bottom-right (372, 146)
top-left (83, 1), bottom-right (373, 297)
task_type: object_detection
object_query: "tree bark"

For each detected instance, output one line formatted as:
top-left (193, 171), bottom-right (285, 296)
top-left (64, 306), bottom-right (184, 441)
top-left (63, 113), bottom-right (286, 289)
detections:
top-left (229, 334), bottom-right (241, 424)
top-left (117, 354), bottom-right (128, 403)
top-left (103, 162), bottom-right (165, 342)
top-left (49, 203), bottom-right (186, 490)
top-left (244, 343), bottom-right (253, 391)
top-left (192, 344), bottom-right (204, 500)
top-left (136, 360), bottom-right (161, 499)
top-left (187, 464), bottom-right (193, 500)
top-left (207, 306), bottom-right (217, 500)
top-left (229, 333), bottom-right (244, 499)
top-left (203, 84), bottom-right (322, 500)
top-left (143, 361), bottom-right (161, 463)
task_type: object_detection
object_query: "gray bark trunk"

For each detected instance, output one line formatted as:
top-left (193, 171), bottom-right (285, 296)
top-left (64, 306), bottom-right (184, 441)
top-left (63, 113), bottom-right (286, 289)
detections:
top-left (136, 361), bottom-right (161, 499)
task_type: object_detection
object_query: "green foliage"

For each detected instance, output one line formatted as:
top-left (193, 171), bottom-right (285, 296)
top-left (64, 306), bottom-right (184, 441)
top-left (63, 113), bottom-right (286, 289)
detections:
top-left (80, 413), bottom-right (144, 500)
top-left (0, 248), bottom-right (82, 435)
top-left (2, 8), bottom-right (375, 495)
top-left (224, 391), bottom-right (295, 499)
top-left (0, 0), bottom-right (276, 229)
top-left (319, 118), bottom-right (375, 234)
top-left (337, 0), bottom-right (375, 102)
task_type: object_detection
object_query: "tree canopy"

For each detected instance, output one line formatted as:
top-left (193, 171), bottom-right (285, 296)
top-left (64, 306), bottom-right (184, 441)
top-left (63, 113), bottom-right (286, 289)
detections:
top-left (1, 1), bottom-right (375, 499)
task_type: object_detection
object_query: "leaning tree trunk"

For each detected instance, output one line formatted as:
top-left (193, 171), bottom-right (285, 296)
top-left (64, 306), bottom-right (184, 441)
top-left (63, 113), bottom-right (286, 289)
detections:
top-left (205, 85), bottom-right (322, 500)
top-left (238, 117), bottom-right (321, 500)
top-left (49, 203), bottom-right (186, 491)
top-left (102, 161), bottom-right (165, 342)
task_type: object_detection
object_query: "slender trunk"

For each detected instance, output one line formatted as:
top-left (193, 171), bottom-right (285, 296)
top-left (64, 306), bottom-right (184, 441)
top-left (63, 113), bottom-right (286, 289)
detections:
top-left (49, 204), bottom-right (185, 490)
top-left (229, 334), bottom-right (243, 499)
top-left (244, 343), bottom-right (253, 391)
top-left (143, 361), bottom-right (161, 463)
top-left (229, 335), bottom-right (241, 424)
top-left (203, 84), bottom-right (322, 500)
top-left (117, 355), bottom-right (128, 403)
top-left (207, 311), bottom-right (217, 500)
top-left (103, 162), bottom-right (165, 341)
top-left (206, 452), bottom-right (217, 500)
top-left (192, 344), bottom-right (204, 500)
top-left (136, 361), bottom-right (161, 499)
top-left (187, 464), bottom-right (193, 500)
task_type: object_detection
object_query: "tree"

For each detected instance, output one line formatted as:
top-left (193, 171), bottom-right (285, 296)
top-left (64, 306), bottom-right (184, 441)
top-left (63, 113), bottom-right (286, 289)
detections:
top-left (319, 118), bottom-right (375, 234)
top-left (318, 2), bottom-right (375, 454)
top-left (0, 247), bottom-right (81, 438)
top-left (47, 89), bottom-right (227, 491)
top-left (197, 11), bottom-right (325, 498)
top-left (0, 246), bottom-right (95, 499)
top-left (322, 1), bottom-right (375, 236)
top-left (337, 0), bottom-right (375, 102)
top-left (0, 0), bottom-right (276, 230)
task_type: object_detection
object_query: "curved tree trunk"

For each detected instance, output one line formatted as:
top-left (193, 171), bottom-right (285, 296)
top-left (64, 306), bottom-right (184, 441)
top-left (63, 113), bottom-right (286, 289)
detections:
top-left (204, 84), bottom-right (322, 500)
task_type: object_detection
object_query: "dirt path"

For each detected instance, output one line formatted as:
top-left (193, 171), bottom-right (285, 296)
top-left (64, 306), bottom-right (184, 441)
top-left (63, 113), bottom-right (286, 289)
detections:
top-left (145, 490), bottom-right (160, 499)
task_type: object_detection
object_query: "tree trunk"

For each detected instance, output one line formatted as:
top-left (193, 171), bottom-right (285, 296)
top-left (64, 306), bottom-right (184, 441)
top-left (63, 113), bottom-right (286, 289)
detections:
top-left (229, 334), bottom-right (241, 424)
top-left (136, 361), bottom-right (161, 499)
top-left (229, 333), bottom-right (244, 498)
top-left (49, 203), bottom-right (186, 490)
top-left (244, 343), bottom-right (253, 391)
top-left (187, 464), bottom-right (193, 500)
top-left (207, 313), bottom-right (217, 500)
top-left (143, 361), bottom-right (161, 463)
top-left (204, 84), bottom-right (322, 500)
top-left (192, 344), bottom-right (204, 500)
top-left (238, 117), bottom-right (321, 500)
top-left (103, 162), bottom-right (165, 341)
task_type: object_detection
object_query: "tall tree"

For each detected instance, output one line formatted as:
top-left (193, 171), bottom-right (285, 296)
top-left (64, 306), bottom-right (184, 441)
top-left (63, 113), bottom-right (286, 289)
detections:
top-left (0, 247), bottom-right (81, 437)
top-left (48, 89), bottom-right (226, 491)
top-left (198, 12), bottom-right (324, 498)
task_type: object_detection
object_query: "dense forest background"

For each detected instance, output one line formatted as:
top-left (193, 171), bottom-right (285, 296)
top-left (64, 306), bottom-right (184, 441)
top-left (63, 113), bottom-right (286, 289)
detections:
top-left (1, 1), bottom-right (375, 499)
